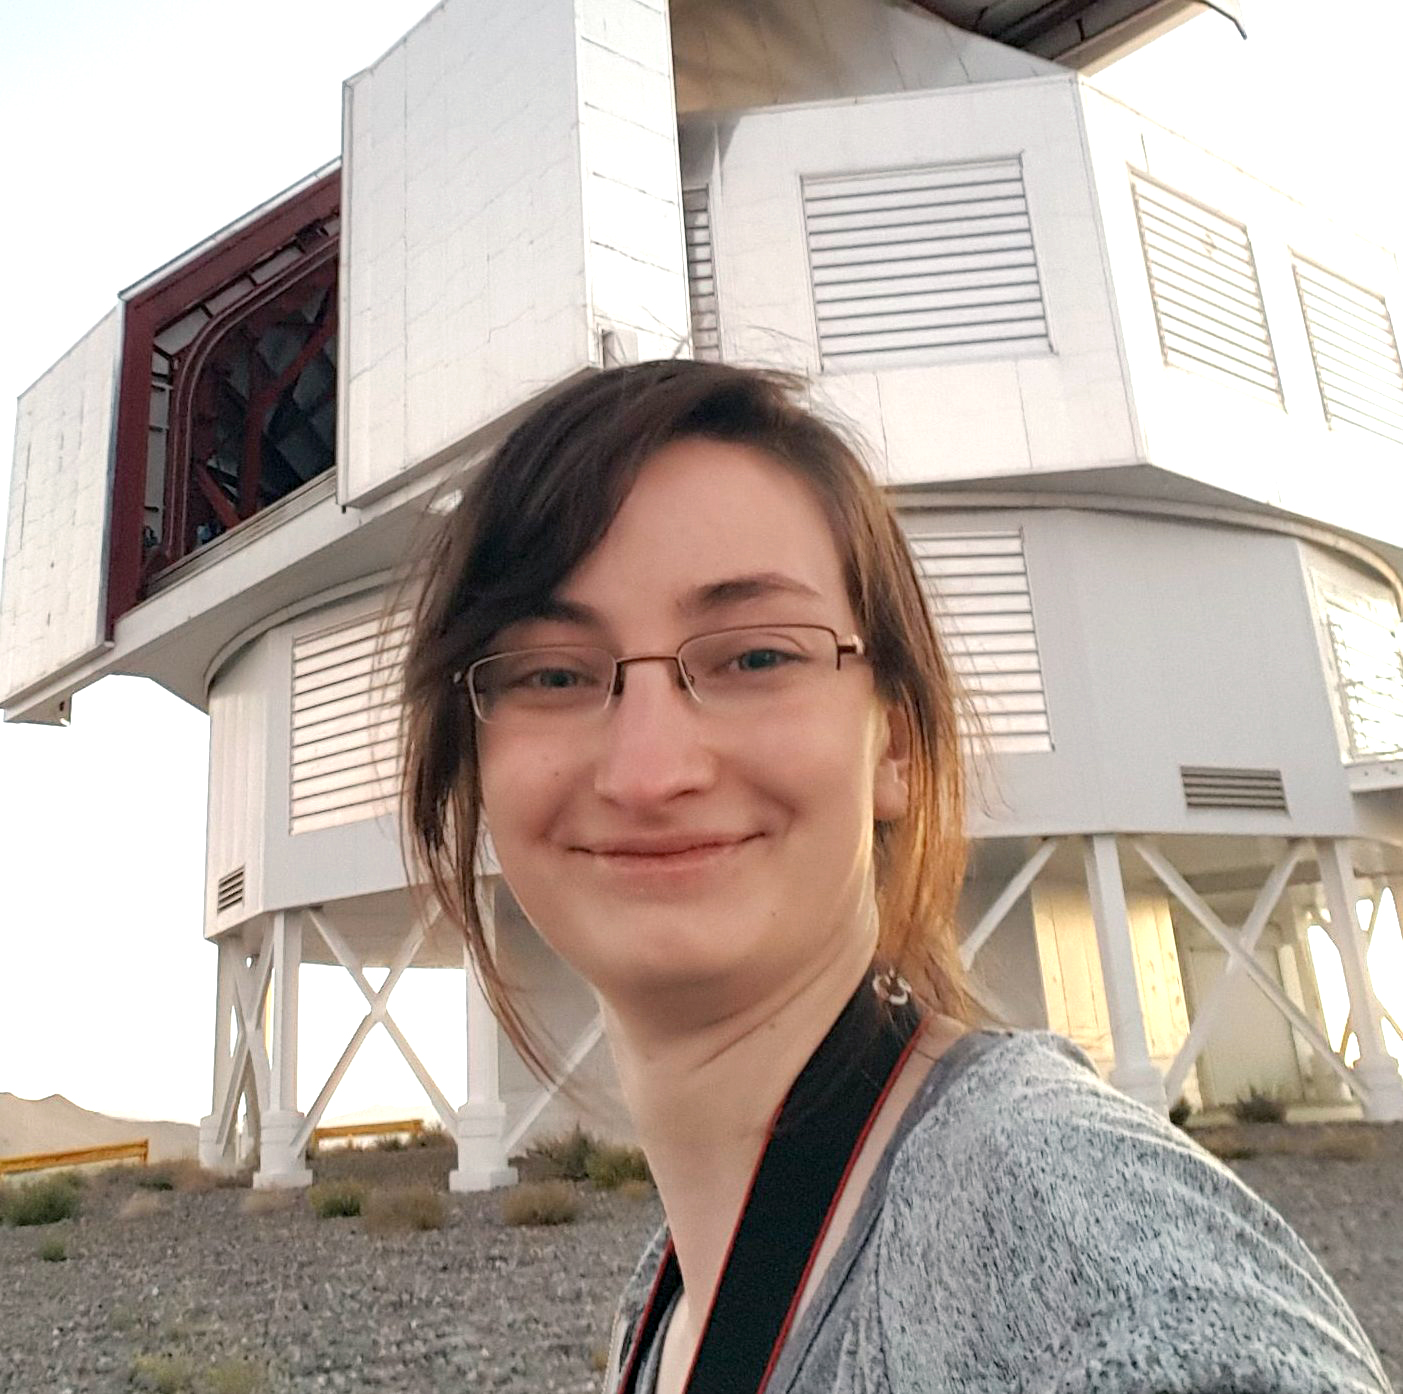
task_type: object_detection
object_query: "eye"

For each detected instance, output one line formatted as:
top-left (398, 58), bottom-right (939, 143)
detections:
top-left (731, 646), bottom-right (796, 673)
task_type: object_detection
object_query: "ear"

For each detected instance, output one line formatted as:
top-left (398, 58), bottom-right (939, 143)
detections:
top-left (872, 701), bottom-right (912, 823)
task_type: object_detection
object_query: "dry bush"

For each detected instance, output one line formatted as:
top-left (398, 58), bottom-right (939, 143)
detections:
top-left (1301, 1130), bottom-right (1379, 1162)
top-left (308, 1181), bottom-right (366, 1218)
top-left (1231, 1087), bottom-right (1286, 1124)
top-left (363, 1185), bottom-right (448, 1234)
top-left (205, 1357), bottom-right (268, 1393)
top-left (37, 1237), bottom-right (67, 1262)
top-left (586, 1142), bottom-right (651, 1191)
top-left (501, 1180), bottom-right (580, 1227)
top-left (614, 1178), bottom-right (656, 1202)
top-left (119, 1192), bottom-right (164, 1221)
top-left (521, 1125), bottom-right (597, 1182)
top-left (413, 1124), bottom-right (454, 1149)
top-left (4, 1176), bottom-right (81, 1227)
top-left (240, 1189), bottom-right (298, 1217)
top-left (129, 1351), bottom-right (196, 1392)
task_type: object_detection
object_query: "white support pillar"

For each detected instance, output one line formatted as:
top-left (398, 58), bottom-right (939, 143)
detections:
top-left (1317, 840), bottom-right (1403, 1122)
top-left (1082, 836), bottom-right (1166, 1112)
top-left (254, 910), bottom-right (313, 1189)
top-left (451, 881), bottom-right (516, 1192)
top-left (199, 937), bottom-right (241, 1172)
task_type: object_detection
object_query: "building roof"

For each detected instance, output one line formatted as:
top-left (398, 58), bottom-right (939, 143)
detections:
top-left (912, 0), bottom-right (1245, 69)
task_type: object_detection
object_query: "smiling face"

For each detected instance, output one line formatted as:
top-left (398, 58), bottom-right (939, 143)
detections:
top-left (476, 437), bottom-right (909, 1012)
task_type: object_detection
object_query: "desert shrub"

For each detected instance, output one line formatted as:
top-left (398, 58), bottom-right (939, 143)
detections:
top-left (501, 1180), bottom-right (580, 1227)
top-left (589, 1346), bottom-right (610, 1374)
top-left (129, 1352), bottom-right (197, 1392)
top-left (1202, 1134), bottom-right (1258, 1161)
top-left (1305, 1131), bottom-right (1378, 1162)
top-left (1169, 1097), bottom-right (1193, 1128)
top-left (308, 1181), bottom-right (366, 1218)
top-left (205, 1358), bottom-right (268, 1393)
top-left (363, 1185), bottom-right (448, 1234)
top-left (4, 1176), bottom-right (81, 1226)
top-left (586, 1143), bottom-right (651, 1191)
top-left (1231, 1087), bottom-right (1286, 1125)
top-left (119, 1192), bottom-right (163, 1221)
top-left (37, 1238), bottom-right (67, 1262)
top-left (135, 1169), bottom-right (176, 1191)
top-left (373, 1134), bottom-right (407, 1151)
top-left (522, 1124), bottom-right (597, 1182)
top-left (614, 1178), bottom-right (656, 1203)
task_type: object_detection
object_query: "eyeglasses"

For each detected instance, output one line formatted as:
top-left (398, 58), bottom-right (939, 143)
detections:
top-left (463, 623), bottom-right (866, 725)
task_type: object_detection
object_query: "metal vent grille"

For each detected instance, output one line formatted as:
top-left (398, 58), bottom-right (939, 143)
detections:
top-left (290, 611), bottom-right (407, 835)
top-left (1294, 258), bottom-right (1403, 445)
top-left (683, 187), bottom-right (720, 361)
top-left (1180, 766), bottom-right (1288, 812)
top-left (215, 867), bottom-right (245, 914)
top-left (909, 531), bottom-right (1051, 754)
top-left (1130, 174), bottom-right (1281, 404)
top-left (1321, 588), bottom-right (1403, 759)
top-left (802, 160), bottom-right (1050, 369)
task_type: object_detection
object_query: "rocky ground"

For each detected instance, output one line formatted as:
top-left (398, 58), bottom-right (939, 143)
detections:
top-left (1, 1125), bottom-right (1399, 1393)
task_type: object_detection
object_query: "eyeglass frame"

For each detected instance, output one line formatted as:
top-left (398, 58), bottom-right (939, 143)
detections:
top-left (459, 622), bottom-right (867, 724)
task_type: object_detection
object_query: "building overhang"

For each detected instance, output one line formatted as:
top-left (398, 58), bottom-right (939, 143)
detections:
top-left (911, 0), bottom-right (1245, 70)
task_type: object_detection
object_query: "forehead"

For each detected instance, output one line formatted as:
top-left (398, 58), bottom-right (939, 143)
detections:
top-left (559, 438), bottom-right (849, 618)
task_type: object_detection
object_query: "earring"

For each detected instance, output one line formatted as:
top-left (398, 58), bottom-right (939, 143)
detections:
top-left (871, 968), bottom-right (911, 1006)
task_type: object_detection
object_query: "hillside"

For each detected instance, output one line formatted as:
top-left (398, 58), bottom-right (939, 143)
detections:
top-left (0, 1092), bottom-right (197, 1164)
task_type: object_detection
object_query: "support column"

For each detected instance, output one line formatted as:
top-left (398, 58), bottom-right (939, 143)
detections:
top-left (1083, 836), bottom-right (1166, 1112)
top-left (1317, 840), bottom-right (1403, 1122)
top-left (452, 881), bottom-right (516, 1192)
top-left (254, 910), bottom-right (313, 1189)
top-left (199, 937), bottom-right (240, 1172)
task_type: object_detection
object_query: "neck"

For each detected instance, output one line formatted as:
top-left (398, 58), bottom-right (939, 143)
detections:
top-left (601, 930), bottom-right (876, 1334)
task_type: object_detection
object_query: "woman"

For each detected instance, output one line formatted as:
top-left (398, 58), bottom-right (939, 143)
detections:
top-left (401, 361), bottom-right (1391, 1394)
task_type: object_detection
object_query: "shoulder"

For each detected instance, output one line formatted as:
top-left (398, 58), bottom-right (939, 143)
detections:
top-left (875, 1030), bottom-right (1390, 1393)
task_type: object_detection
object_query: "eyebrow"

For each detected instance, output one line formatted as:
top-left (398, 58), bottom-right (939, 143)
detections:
top-left (519, 572), bottom-right (825, 627)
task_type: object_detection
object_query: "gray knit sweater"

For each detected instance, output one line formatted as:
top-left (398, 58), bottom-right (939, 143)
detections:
top-left (604, 1030), bottom-right (1392, 1393)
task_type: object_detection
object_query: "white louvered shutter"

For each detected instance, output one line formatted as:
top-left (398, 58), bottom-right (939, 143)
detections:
top-left (290, 612), bottom-right (407, 834)
top-left (1130, 174), bottom-right (1281, 403)
top-left (1319, 584), bottom-right (1403, 759)
top-left (802, 160), bottom-right (1050, 369)
top-left (1294, 259), bottom-right (1403, 445)
top-left (684, 187), bottom-right (721, 361)
top-left (910, 532), bottom-right (1052, 754)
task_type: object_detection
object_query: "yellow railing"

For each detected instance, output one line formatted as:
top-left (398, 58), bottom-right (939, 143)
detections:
top-left (312, 1118), bottom-right (425, 1144)
top-left (0, 1139), bottom-right (150, 1176)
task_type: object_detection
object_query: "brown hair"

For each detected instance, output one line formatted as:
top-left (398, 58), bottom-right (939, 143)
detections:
top-left (400, 360), bottom-right (974, 1080)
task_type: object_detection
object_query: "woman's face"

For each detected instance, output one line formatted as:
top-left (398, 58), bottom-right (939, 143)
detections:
top-left (477, 437), bottom-right (908, 1010)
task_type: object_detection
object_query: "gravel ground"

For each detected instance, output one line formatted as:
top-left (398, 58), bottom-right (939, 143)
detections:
top-left (1, 1126), bottom-right (1399, 1393)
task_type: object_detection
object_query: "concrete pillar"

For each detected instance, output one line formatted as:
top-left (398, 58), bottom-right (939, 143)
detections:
top-left (451, 881), bottom-right (516, 1192)
top-left (254, 911), bottom-right (313, 1189)
top-left (1082, 835), bottom-right (1166, 1112)
top-left (199, 937), bottom-right (240, 1172)
top-left (1317, 840), bottom-right (1403, 1122)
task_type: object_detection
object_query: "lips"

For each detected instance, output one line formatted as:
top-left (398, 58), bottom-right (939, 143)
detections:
top-left (579, 832), bottom-right (759, 858)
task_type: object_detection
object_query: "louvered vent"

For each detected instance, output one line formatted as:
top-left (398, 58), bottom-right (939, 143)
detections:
top-left (802, 160), bottom-right (1050, 369)
top-left (1180, 766), bottom-right (1288, 813)
top-left (216, 867), bottom-right (245, 914)
top-left (290, 612), bottom-right (407, 835)
top-left (909, 531), bottom-right (1051, 754)
top-left (683, 187), bottom-right (720, 361)
top-left (1294, 258), bottom-right (1403, 445)
top-left (1130, 174), bottom-right (1281, 404)
top-left (1321, 587), bottom-right (1403, 758)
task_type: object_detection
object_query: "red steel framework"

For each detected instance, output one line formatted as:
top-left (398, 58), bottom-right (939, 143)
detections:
top-left (108, 171), bottom-right (340, 636)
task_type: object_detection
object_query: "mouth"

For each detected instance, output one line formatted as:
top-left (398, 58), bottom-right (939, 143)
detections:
top-left (575, 832), bottom-right (762, 867)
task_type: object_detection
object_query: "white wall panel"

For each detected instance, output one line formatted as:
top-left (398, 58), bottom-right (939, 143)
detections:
top-left (0, 310), bottom-right (121, 713)
top-left (339, 0), bottom-right (689, 506)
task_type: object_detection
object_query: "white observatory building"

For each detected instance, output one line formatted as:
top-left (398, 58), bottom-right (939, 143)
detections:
top-left (5, 0), bottom-right (1403, 1190)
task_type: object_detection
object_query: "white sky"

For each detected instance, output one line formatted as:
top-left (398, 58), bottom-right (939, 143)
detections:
top-left (2, 0), bottom-right (1402, 1125)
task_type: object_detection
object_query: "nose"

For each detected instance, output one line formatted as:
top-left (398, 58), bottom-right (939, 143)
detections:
top-left (591, 657), bottom-right (715, 810)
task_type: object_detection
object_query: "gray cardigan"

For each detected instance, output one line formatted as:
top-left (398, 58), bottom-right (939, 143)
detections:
top-left (604, 1030), bottom-right (1392, 1393)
